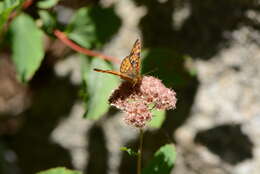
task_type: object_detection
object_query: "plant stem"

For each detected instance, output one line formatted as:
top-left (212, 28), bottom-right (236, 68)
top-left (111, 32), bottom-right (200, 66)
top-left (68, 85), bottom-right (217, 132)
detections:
top-left (54, 30), bottom-right (121, 64)
top-left (137, 128), bottom-right (144, 174)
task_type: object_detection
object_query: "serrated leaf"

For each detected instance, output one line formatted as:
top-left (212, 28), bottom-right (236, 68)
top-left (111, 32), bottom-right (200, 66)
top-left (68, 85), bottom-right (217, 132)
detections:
top-left (149, 110), bottom-right (166, 128)
top-left (38, 10), bottom-right (56, 33)
top-left (142, 144), bottom-right (176, 174)
top-left (10, 13), bottom-right (44, 82)
top-left (121, 147), bottom-right (138, 157)
top-left (0, 0), bottom-right (21, 30)
top-left (66, 5), bottom-right (121, 49)
top-left (36, 167), bottom-right (81, 174)
top-left (37, 0), bottom-right (60, 9)
top-left (82, 58), bottom-right (118, 119)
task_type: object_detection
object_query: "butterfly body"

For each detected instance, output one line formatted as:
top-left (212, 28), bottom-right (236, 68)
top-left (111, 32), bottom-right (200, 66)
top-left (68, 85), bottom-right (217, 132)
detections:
top-left (94, 39), bottom-right (142, 85)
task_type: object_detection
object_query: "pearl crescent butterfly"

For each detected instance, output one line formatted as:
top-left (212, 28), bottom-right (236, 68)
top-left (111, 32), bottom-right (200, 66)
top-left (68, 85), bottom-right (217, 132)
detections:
top-left (94, 39), bottom-right (142, 85)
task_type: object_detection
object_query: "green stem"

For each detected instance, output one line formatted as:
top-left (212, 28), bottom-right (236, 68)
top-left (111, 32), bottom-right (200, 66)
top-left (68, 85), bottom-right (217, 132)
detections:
top-left (137, 129), bottom-right (144, 174)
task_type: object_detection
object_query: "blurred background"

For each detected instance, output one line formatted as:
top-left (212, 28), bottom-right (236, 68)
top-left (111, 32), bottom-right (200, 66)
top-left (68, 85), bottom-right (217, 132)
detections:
top-left (1, 0), bottom-right (260, 174)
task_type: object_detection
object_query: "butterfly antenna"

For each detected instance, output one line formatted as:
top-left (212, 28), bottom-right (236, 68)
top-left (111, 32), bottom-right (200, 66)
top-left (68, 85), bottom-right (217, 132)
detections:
top-left (143, 68), bottom-right (158, 76)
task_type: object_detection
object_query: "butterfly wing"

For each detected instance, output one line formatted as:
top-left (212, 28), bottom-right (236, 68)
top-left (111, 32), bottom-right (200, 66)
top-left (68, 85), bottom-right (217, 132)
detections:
top-left (120, 39), bottom-right (141, 78)
top-left (120, 56), bottom-right (134, 76)
top-left (93, 68), bottom-right (133, 82)
top-left (129, 39), bottom-right (141, 74)
top-left (94, 39), bottom-right (142, 84)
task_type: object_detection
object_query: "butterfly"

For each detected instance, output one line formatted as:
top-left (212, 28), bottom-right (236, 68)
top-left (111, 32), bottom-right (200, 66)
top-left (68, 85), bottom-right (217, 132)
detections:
top-left (94, 39), bottom-right (142, 85)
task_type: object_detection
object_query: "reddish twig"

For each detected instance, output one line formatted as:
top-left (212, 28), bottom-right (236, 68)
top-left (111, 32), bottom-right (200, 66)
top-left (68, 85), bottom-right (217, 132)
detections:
top-left (54, 30), bottom-right (121, 64)
top-left (22, 0), bottom-right (34, 9)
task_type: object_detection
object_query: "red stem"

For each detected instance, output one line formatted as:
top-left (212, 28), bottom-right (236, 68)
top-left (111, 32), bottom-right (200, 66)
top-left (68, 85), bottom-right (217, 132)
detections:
top-left (54, 30), bottom-right (121, 64)
top-left (22, 0), bottom-right (34, 9)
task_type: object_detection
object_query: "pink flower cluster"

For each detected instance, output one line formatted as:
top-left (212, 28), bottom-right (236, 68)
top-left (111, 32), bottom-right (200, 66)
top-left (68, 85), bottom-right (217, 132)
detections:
top-left (109, 76), bottom-right (177, 128)
top-left (123, 101), bottom-right (152, 128)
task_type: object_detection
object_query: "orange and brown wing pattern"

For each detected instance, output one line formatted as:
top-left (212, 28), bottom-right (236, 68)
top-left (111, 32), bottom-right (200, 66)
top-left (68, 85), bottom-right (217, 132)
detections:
top-left (129, 39), bottom-right (141, 72)
top-left (129, 39), bottom-right (141, 67)
top-left (120, 55), bottom-right (134, 75)
top-left (129, 39), bottom-right (141, 82)
top-left (94, 39), bottom-right (142, 84)
top-left (120, 39), bottom-right (141, 76)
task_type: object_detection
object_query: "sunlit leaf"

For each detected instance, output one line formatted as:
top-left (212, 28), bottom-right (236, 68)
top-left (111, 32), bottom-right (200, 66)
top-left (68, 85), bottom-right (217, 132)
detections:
top-left (37, 0), bottom-right (60, 9)
top-left (142, 144), bottom-right (176, 174)
top-left (82, 57), bottom-right (119, 119)
top-left (36, 167), bottom-right (81, 174)
top-left (149, 110), bottom-right (166, 128)
top-left (9, 13), bottom-right (44, 82)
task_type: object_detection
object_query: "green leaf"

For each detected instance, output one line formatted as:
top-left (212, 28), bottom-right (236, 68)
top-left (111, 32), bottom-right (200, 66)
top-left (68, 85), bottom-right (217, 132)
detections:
top-left (38, 10), bottom-right (56, 34)
top-left (142, 144), bottom-right (176, 174)
top-left (88, 5), bottom-right (121, 45)
top-left (66, 8), bottom-right (97, 48)
top-left (82, 57), bottom-right (119, 119)
top-left (149, 110), bottom-right (166, 128)
top-left (9, 13), bottom-right (44, 82)
top-left (120, 147), bottom-right (138, 157)
top-left (36, 167), bottom-right (81, 174)
top-left (37, 0), bottom-right (60, 9)
top-left (66, 5), bottom-right (121, 49)
top-left (0, 0), bottom-right (21, 30)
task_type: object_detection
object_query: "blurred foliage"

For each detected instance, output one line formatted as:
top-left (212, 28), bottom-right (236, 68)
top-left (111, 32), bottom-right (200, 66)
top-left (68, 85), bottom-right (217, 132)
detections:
top-left (37, 0), bottom-right (60, 9)
top-left (9, 13), bottom-right (44, 82)
top-left (149, 110), bottom-right (166, 129)
top-left (66, 7), bottom-right (98, 48)
top-left (81, 56), bottom-right (118, 119)
top-left (121, 147), bottom-right (138, 157)
top-left (142, 144), bottom-right (176, 174)
top-left (66, 5), bottom-right (121, 49)
top-left (0, 0), bottom-right (22, 31)
top-left (36, 167), bottom-right (81, 174)
top-left (38, 10), bottom-right (56, 34)
top-left (0, 0), bottom-right (122, 119)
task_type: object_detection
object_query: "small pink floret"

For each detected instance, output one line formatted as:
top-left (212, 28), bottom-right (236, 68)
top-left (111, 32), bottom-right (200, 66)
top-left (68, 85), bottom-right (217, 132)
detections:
top-left (109, 76), bottom-right (177, 128)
